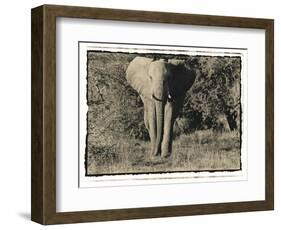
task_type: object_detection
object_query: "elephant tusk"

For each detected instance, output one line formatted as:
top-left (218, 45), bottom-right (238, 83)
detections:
top-left (167, 93), bottom-right (175, 102)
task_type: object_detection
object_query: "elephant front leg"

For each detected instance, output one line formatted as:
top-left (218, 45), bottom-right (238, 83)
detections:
top-left (161, 102), bottom-right (174, 158)
top-left (145, 101), bottom-right (157, 156)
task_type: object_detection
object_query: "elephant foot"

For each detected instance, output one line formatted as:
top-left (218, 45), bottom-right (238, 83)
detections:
top-left (161, 145), bottom-right (172, 158)
top-left (151, 151), bottom-right (161, 157)
top-left (149, 154), bottom-right (160, 161)
top-left (151, 145), bottom-right (161, 157)
top-left (161, 151), bottom-right (172, 158)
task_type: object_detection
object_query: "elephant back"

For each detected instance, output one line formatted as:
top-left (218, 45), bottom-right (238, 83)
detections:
top-left (126, 57), bottom-right (153, 98)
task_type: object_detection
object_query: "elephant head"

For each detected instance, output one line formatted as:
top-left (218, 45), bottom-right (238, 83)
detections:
top-left (126, 57), bottom-right (196, 157)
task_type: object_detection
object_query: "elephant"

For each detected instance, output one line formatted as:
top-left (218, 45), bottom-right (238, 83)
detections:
top-left (126, 57), bottom-right (196, 158)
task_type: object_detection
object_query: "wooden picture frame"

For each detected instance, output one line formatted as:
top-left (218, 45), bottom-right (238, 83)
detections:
top-left (31, 4), bottom-right (274, 225)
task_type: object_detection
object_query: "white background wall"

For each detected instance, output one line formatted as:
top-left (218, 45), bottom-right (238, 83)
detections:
top-left (0, 0), bottom-right (279, 229)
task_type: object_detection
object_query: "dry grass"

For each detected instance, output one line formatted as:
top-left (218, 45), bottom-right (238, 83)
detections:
top-left (87, 130), bottom-right (241, 175)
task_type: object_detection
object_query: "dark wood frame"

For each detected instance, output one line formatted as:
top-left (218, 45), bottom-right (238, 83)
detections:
top-left (31, 4), bottom-right (274, 225)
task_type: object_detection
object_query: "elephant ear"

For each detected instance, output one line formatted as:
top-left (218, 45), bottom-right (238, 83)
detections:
top-left (168, 60), bottom-right (196, 98)
top-left (126, 57), bottom-right (153, 99)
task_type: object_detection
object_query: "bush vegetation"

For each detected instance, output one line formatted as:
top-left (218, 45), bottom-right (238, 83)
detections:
top-left (86, 51), bottom-right (241, 175)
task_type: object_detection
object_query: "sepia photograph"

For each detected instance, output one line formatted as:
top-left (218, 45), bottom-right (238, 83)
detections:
top-left (80, 43), bottom-right (244, 177)
top-left (31, 5), bottom-right (273, 223)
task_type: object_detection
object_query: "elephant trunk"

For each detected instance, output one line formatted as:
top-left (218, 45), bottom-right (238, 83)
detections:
top-left (153, 100), bottom-right (164, 156)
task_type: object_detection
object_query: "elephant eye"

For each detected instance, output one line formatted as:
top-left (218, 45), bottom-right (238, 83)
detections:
top-left (148, 75), bottom-right (152, 80)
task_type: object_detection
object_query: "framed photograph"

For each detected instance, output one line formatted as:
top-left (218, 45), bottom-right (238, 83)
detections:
top-left (31, 4), bottom-right (274, 224)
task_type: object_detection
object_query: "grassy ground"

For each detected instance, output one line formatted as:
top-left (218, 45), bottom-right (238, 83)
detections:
top-left (87, 130), bottom-right (241, 175)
